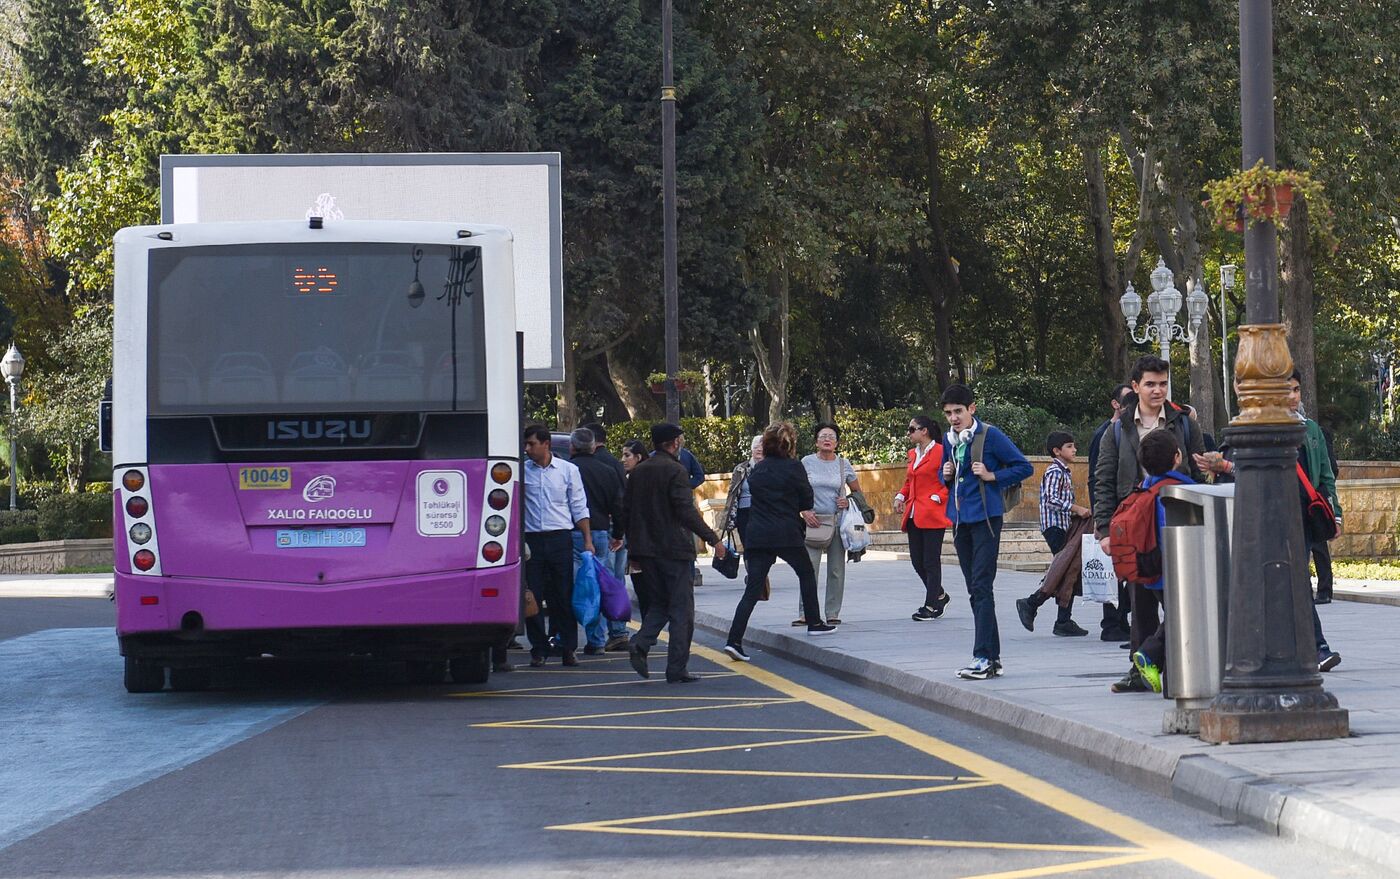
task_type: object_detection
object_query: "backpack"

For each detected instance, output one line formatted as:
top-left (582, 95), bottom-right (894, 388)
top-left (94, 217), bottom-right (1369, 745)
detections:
top-left (1296, 461), bottom-right (1338, 542)
top-left (969, 428), bottom-right (1024, 511)
top-left (1107, 477), bottom-right (1182, 584)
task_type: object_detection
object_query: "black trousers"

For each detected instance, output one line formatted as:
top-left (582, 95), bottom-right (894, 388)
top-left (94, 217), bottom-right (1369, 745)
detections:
top-left (630, 556), bottom-right (696, 679)
top-left (524, 530), bottom-right (576, 656)
top-left (1312, 539), bottom-right (1334, 599)
top-left (1129, 581), bottom-right (1162, 654)
top-left (728, 546), bottom-right (822, 648)
top-left (906, 522), bottom-right (946, 607)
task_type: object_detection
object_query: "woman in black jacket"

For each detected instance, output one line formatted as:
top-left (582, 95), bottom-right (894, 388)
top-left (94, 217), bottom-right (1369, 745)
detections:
top-left (725, 422), bottom-right (836, 661)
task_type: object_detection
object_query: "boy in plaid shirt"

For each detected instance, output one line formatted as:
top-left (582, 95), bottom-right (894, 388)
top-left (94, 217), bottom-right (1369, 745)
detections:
top-left (1016, 432), bottom-right (1091, 636)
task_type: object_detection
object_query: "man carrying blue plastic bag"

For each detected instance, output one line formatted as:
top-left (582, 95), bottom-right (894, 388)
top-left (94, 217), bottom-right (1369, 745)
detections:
top-left (613, 423), bottom-right (726, 683)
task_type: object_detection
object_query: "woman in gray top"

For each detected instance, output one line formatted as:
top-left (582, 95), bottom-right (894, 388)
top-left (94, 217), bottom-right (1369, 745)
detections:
top-left (797, 422), bottom-right (862, 625)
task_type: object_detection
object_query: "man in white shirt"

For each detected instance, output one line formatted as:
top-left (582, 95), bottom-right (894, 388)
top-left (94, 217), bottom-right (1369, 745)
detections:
top-left (522, 425), bottom-right (593, 667)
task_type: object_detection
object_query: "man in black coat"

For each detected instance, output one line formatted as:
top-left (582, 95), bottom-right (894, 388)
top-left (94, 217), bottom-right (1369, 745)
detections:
top-left (613, 423), bottom-right (726, 683)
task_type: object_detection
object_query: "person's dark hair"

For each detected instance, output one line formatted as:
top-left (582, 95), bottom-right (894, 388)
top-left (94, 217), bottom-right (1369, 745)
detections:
top-left (1289, 367), bottom-right (1302, 384)
top-left (622, 439), bottom-right (647, 460)
top-left (569, 427), bottom-right (595, 453)
top-left (1138, 430), bottom-right (1181, 477)
top-left (761, 422), bottom-right (797, 459)
top-left (1130, 355), bottom-right (1171, 383)
top-left (1111, 383), bottom-right (1132, 404)
top-left (523, 424), bottom-right (550, 445)
top-left (940, 384), bottom-right (975, 407)
top-left (910, 414), bottom-right (937, 435)
top-left (1045, 431), bottom-right (1074, 457)
top-left (582, 421), bottom-right (607, 444)
top-left (651, 422), bottom-right (684, 448)
top-left (814, 421), bottom-right (840, 441)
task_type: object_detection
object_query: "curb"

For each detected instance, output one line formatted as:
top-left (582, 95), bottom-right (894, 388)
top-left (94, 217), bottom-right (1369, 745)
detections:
top-left (692, 607), bottom-right (1400, 875)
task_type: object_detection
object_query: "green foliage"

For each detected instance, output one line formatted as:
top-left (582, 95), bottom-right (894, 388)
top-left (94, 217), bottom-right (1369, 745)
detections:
top-left (17, 302), bottom-right (112, 490)
top-left (0, 508), bottom-right (40, 544)
top-left (601, 416), bottom-right (757, 476)
top-left (976, 374), bottom-right (1115, 432)
top-left (35, 490), bottom-right (111, 539)
top-left (1328, 559), bottom-right (1400, 582)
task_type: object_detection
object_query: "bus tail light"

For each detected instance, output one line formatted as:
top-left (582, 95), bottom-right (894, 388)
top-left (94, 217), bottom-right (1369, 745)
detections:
top-left (118, 465), bottom-right (161, 576)
top-left (481, 587), bottom-right (499, 598)
top-left (490, 462), bottom-right (513, 484)
top-left (487, 489), bottom-right (509, 510)
top-left (477, 460), bottom-right (515, 568)
top-left (140, 595), bottom-right (159, 606)
top-left (481, 542), bottom-right (503, 563)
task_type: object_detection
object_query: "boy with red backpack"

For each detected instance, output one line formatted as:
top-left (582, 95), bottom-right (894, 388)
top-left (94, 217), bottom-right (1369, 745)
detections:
top-left (1108, 430), bottom-right (1194, 693)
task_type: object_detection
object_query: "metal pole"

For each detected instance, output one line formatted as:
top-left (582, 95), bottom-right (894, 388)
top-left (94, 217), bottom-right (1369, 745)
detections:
top-left (661, 0), bottom-right (680, 424)
top-left (7, 381), bottom-right (16, 511)
top-left (1200, 0), bottom-right (1347, 743)
top-left (1159, 319), bottom-right (1172, 401)
top-left (1220, 283), bottom-right (1232, 416)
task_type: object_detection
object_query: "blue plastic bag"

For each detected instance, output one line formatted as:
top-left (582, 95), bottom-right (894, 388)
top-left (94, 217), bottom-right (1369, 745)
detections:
top-left (572, 550), bottom-right (601, 627)
top-left (594, 554), bottom-right (631, 622)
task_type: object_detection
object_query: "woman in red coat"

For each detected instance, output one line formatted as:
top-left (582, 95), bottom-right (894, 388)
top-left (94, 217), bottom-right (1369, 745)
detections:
top-left (893, 414), bottom-right (952, 621)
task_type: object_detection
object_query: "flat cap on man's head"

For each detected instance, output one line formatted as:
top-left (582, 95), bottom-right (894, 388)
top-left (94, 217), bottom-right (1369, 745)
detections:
top-left (651, 422), bottom-right (684, 447)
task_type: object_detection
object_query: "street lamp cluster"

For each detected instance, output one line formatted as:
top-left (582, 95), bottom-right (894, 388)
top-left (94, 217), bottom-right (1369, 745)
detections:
top-left (1118, 257), bottom-right (1211, 399)
top-left (1, 344), bottom-right (24, 511)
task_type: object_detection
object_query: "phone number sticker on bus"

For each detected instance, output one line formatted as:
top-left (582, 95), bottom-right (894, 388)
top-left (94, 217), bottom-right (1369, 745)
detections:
top-left (239, 467), bottom-right (292, 490)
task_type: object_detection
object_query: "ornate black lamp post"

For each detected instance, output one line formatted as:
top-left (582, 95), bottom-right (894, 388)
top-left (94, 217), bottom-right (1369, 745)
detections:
top-left (1198, 0), bottom-right (1348, 743)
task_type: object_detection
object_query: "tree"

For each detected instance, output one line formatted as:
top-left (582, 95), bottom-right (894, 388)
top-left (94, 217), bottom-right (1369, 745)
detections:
top-left (19, 301), bottom-right (111, 490)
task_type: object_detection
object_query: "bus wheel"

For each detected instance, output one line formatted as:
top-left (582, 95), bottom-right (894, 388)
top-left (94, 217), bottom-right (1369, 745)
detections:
top-left (169, 666), bottom-right (213, 692)
top-left (124, 657), bottom-right (166, 693)
top-left (405, 660), bottom-right (446, 685)
top-left (449, 651), bottom-right (491, 685)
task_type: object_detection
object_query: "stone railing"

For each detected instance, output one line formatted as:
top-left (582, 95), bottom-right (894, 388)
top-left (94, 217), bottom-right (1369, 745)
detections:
top-left (0, 539), bottom-right (111, 575)
top-left (696, 458), bottom-right (1400, 559)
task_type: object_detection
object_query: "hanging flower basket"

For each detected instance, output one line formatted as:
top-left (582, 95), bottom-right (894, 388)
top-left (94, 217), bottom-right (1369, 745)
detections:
top-left (1203, 162), bottom-right (1327, 235)
top-left (647, 370), bottom-right (703, 395)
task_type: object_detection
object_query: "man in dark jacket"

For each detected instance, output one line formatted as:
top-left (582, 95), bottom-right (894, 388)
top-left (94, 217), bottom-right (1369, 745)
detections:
top-left (570, 428), bottom-right (628, 653)
top-left (1093, 355), bottom-right (1205, 693)
top-left (614, 423), bottom-right (726, 683)
top-left (1087, 383), bottom-right (1133, 641)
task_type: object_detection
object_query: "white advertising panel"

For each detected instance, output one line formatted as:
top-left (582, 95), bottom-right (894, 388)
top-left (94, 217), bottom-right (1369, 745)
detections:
top-left (160, 153), bottom-right (562, 382)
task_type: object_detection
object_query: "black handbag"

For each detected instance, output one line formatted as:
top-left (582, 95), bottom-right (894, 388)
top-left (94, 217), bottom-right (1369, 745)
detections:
top-left (711, 530), bottom-right (741, 580)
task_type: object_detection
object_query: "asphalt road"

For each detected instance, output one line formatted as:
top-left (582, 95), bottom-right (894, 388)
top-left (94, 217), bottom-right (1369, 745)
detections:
top-left (0, 598), bottom-right (1381, 879)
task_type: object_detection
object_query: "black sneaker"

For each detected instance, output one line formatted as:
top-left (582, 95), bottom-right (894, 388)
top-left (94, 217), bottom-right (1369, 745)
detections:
top-left (930, 592), bottom-right (951, 618)
top-left (1100, 625), bottom-right (1131, 643)
top-left (911, 606), bottom-right (937, 622)
top-left (1318, 650), bottom-right (1341, 672)
top-left (1052, 620), bottom-right (1089, 637)
top-left (1110, 668), bottom-right (1148, 693)
top-left (583, 644), bottom-right (602, 656)
top-left (1015, 598), bottom-right (1037, 632)
top-left (807, 623), bottom-right (838, 636)
top-left (723, 643), bottom-right (751, 662)
top-left (628, 644), bottom-right (650, 679)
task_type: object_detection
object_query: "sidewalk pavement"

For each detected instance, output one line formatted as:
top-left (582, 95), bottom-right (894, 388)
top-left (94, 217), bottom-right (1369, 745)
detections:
top-left (0, 574), bottom-right (111, 599)
top-left (692, 556), bottom-right (1400, 874)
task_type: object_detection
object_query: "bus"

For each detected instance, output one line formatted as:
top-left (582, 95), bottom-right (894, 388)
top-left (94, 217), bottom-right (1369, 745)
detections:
top-left (107, 219), bottom-right (523, 693)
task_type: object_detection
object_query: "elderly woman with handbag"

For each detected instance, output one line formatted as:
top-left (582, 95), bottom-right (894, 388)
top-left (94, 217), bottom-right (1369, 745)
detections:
top-left (795, 422), bottom-right (863, 626)
top-left (724, 422), bottom-right (836, 662)
top-left (893, 414), bottom-right (952, 622)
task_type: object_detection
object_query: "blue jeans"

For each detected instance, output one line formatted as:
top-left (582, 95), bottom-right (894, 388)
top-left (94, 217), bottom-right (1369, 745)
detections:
top-left (953, 517), bottom-right (1003, 662)
top-left (573, 530), bottom-right (626, 646)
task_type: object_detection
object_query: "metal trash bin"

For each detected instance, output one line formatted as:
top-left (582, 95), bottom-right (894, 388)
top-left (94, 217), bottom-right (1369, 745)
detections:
top-left (1159, 483), bottom-right (1235, 734)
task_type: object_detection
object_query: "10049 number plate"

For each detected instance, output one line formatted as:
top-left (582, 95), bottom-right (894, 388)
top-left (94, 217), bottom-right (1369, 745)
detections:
top-left (275, 527), bottom-right (366, 549)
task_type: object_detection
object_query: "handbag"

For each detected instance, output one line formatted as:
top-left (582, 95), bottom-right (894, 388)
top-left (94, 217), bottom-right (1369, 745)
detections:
top-left (594, 555), bottom-right (631, 622)
top-left (711, 528), bottom-right (742, 580)
top-left (523, 588), bottom-right (540, 618)
top-left (805, 513), bottom-right (837, 549)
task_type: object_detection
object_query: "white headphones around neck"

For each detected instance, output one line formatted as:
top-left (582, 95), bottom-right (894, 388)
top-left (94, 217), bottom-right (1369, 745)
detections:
top-left (957, 427), bottom-right (975, 445)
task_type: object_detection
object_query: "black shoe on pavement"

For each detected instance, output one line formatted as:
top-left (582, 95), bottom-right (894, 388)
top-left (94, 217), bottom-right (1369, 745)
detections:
top-left (493, 662), bottom-right (514, 673)
top-left (529, 654), bottom-right (546, 668)
top-left (507, 639), bottom-right (524, 650)
top-left (724, 643), bottom-right (751, 662)
top-left (807, 623), bottom-right (838, 636)
top-left (604, 635), bottom-right (631, 652)
top-left (1318, 650), bottom-right (1342, 672)
top-left (583, 645), bottom-right (602, 656)
top-left (1015, 598), bottom-right (1037, 632)
top-left (911, 606), bottom-right (937, 622)
top-left (667, 673), bottom-right (701, 683)
top-left (1314, 594), bottom-right (1333, 605)
top-left (931, 591), bottom-right (951, 618)
top-left (1110, 668), bottom-right (1149, 693)
top-left (561, 650), bottom-right (579, 667)
top-left (628, 644), bottom-right (650, 679)
top-left (1100, 625), bottom-right (1131, 643)
top-left (1052, 620), bottom-right (1089, 637)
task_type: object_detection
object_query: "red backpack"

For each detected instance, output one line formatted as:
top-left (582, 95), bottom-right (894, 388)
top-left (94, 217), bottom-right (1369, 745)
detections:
top-left (1108, 477), bottom-right (1183, 584)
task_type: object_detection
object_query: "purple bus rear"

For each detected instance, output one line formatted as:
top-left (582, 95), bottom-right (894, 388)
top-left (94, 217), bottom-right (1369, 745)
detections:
top-left (111, 221), bottom-right (524, 692)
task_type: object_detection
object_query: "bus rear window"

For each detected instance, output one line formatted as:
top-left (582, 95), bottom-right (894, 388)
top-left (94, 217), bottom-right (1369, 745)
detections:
top-left (147, 243), bottom-right (486, 415)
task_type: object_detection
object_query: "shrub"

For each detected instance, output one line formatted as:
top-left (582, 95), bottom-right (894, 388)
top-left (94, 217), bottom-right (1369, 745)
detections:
top-left (602, 416), bottom-right (758, 475)
top-left (0, 509), bottom-right (41, 544)
top-left (36, 492), bottom-right (113, 541)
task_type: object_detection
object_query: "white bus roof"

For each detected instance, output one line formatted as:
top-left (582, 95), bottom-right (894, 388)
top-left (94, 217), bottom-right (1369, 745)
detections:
top-left (159, 153), bottom-right (562, 382)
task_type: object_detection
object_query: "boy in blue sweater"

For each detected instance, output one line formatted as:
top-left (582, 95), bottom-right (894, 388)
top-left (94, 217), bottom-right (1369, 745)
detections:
top-left (940, 384), bottom-right (1034, 680)
top-left (1128, 430), bottom-right (1196, 693)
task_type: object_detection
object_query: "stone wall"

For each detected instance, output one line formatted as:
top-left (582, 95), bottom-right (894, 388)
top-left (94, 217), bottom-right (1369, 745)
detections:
top-left (697, 460), bottom-right (1400, 559)
top-left (0, 539), bottom-right (111, 575)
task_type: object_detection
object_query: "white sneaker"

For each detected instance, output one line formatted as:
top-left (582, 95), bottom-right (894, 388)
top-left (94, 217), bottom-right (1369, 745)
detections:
top-left (956, 658), bottom-right (999, 680)
top-left (724, 643), bottom-right (751, 662)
